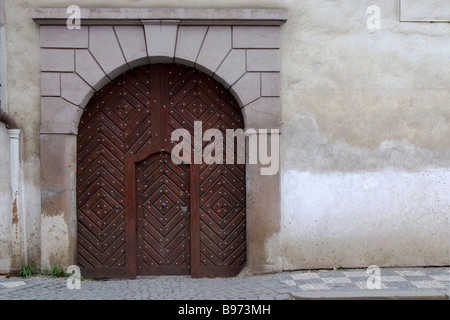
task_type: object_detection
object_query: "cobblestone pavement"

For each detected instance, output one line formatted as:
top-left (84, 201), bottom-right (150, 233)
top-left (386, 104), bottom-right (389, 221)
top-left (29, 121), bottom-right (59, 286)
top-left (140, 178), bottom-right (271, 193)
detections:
top-left (0, 267), bottom-right (448, 300)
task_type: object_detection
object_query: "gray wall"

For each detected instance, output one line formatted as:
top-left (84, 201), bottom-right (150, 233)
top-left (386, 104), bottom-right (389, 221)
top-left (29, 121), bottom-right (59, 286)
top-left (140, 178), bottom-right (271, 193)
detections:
top-left (0, 0), bottom-right (12, 273)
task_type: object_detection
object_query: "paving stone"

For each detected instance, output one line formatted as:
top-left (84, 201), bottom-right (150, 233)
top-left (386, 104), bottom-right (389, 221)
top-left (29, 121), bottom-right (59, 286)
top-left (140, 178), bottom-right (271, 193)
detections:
top-left (0, 281), bottom-right (26, 289)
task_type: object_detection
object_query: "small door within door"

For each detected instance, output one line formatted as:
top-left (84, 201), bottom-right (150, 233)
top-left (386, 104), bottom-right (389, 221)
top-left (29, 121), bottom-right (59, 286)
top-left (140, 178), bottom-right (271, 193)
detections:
top-left (135, 152), bottom-right (190, 275)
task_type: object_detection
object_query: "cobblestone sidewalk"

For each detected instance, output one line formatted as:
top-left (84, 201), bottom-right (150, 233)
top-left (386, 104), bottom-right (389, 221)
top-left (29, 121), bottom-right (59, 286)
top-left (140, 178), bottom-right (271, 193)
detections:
top-left (0, 267), bottom-right (448, 300)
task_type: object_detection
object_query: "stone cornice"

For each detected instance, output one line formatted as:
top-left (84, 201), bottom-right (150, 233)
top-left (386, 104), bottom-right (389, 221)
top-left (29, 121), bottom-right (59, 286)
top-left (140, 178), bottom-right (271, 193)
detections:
top-left (32, 7), bottom-right (288, 26)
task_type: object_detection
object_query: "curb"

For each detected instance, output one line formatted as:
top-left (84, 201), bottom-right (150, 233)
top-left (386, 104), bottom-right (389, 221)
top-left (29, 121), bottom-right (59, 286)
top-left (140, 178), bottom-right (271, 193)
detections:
top-left (291, 290), bottom-right (449, 300)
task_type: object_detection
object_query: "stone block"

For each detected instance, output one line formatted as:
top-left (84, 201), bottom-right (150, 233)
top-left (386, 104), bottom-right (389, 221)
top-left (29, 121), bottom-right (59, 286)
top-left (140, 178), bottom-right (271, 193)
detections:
top-left (40, 26), bottom-right (88, 48)
top-left (247, 50), bottom-right (280, 72)
top-left (241, 97), bottom-right (280, 130)
top-left (246, 153), bottom-right (281, 269)
top-left (40, 134), bottom-right (77, 213)
top-left (230, 72), bottom-right (261, 107)
top-left (214, 49), bottom-right (246, 88)
top-left (233, 26), bottom-right (280, 48)
top-left (261, 73), bottom-right (280, 97)
top-left (61, 73), bottom-right (94, 107)
top-left (41, 72), bottom-right (60, 97)
top-left (144, 23), bottom-right (178, 61)
top-left (75, 50), bottom-right (109, 91)
top-left (41, 49), bottom-right (74, 72)
top-left (114, 26), bottom-right (149, 68)
top-left (175, 26), bottom-right (208, 67)
top-left (196, 26), bottom-right (231, 75)
top-left (89, 26), bottom-right (128, 80)
top-left (40, 97), bottom-right (83, 134)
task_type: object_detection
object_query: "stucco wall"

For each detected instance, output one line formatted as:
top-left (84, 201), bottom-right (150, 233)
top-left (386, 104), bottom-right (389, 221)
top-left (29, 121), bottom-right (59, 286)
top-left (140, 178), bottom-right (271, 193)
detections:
top-left (279, 0), bottom-right (450, 269)
top-left (0, 0), bottom-right (11, 273)
top-left (2, 0), bottom-right (449, 271)
top-left (0, 125), bottom-right (11, 273)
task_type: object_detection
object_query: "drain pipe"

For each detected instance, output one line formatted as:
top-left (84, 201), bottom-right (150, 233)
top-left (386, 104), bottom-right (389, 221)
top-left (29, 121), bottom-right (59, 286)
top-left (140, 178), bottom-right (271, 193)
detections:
top-left (0, 108), bottom-right (18, 130)
top-left (0, 106), bottom-right (25, 269)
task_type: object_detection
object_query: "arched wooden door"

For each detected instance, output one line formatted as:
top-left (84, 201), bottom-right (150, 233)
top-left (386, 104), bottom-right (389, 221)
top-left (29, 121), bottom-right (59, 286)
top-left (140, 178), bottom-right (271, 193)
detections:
top-left (77, 64), bottom-right (246, 278)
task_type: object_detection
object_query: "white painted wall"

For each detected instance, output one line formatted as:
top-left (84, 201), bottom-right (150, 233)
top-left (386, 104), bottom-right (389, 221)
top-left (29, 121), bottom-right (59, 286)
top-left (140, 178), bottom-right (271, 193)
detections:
top-left (282, 169), bottom-right (449, 269)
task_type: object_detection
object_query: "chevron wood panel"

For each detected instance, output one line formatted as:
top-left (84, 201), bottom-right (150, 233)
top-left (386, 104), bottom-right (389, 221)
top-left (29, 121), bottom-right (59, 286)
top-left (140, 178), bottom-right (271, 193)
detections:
top-left (167, 65), bottom-right (246, 277)
top-left (136, 153), bottom-right (190, 275)
top-left (77, 67), bottom-right (154, 276)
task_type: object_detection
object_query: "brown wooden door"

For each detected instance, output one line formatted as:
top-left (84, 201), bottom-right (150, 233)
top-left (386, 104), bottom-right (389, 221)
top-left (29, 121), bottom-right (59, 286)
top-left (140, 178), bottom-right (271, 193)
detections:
top-left (77, 64), bottom-right (245, 278)
top-left (135, 152), bottom-right (190, 275)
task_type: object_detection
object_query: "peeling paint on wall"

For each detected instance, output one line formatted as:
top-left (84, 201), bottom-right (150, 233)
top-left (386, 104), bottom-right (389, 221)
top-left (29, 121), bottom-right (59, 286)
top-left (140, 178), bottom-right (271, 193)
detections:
top-left (281, 169), bottom-right (450, 270)
top-left (264, 233), bottom-right (282, 270)
top-left (0, 126), bottom-right (11, 273)
top-left (282, 113), bottom-right (450, 173)
top-left (281, 114), bottom-right (450, 270)
top-left (40, 213), bottom-right (69, 269)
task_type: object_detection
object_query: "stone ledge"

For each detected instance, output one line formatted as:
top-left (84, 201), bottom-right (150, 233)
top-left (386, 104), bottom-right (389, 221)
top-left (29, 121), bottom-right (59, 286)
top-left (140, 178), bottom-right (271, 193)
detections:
top-left (40, 125), bottom-right (78, 135)
top-left (32, 7), bottom-right (288, 26)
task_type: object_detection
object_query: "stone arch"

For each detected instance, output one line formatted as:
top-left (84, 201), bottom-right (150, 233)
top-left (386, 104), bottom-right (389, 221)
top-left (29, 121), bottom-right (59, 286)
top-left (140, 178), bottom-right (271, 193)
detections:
top-left (41, 23), bottom-right (281, 132)
top-left (35, 8), bottom-right (286, 275)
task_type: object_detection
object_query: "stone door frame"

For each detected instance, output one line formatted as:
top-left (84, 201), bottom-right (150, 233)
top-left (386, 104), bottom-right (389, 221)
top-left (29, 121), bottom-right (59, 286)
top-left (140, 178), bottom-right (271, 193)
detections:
top-left (32, 7), bottom-right (286, 275)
